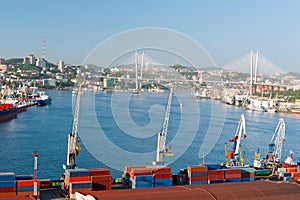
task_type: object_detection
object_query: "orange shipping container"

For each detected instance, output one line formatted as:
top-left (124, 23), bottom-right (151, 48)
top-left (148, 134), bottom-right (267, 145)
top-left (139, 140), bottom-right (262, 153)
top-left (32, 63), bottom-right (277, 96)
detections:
top-left (153, 173), bottom-right (172, 179)
top-left (188, 166), bottom-right (208, 172)
top-left (293, 173), bottom-right (300, 180)
top-left (189, 176), bottom-right (208, 181)
top-left (0, 191), bottom-right (16, 197)
top-left (286, 168), bottom-right (298, 173)
top-left (16, 180), bottom-right (40, 187)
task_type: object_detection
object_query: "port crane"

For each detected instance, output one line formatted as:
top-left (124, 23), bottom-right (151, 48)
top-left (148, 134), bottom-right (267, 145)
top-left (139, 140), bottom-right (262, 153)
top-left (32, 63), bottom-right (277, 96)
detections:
top-left (153, 84), bottom-right (174, 165)
top-left (253, 118), bottom-right (285, 173)
top-left (225, 114), bottom-right (247, 167)
top-left (63, 84), bottom-right (82, 170)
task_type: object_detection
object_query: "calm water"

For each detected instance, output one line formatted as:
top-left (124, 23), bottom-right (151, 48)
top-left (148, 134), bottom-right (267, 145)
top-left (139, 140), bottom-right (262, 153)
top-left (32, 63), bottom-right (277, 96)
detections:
top-left (0, 90), bottom-right (299, 179)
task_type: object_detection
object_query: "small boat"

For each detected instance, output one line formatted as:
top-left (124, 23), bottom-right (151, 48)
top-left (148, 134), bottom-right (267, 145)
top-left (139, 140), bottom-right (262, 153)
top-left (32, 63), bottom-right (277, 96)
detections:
top-left (0, 103), bottom-right (17, 123)
top-left (36, 92), bottom-right (52, 106)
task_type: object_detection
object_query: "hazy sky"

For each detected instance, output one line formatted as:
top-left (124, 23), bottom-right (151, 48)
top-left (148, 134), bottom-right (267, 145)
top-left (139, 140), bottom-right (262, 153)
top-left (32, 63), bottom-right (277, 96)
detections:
top-left (0, 0), bottom-right (299, 72)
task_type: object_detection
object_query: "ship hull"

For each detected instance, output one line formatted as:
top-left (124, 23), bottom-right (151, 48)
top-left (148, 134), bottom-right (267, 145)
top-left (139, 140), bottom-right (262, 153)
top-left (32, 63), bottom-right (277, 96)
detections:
top-left (0, 108), bottom-right (17, 123)
top-left (37, 97), bottom-right (52, 106)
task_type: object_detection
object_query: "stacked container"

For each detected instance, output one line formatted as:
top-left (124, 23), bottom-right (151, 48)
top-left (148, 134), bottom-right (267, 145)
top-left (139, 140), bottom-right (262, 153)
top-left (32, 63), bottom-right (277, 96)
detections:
top-left (16, 179), bottom-right (40, 197)
top-left (90, 168), bottom-right (112, 190)
top-left (277, 170), bottom-right (292, 181)
top-left (123, 165), bottom-right (173, 189)
top-left (131, 175), bottom-right (154, 189)
top-left (188, 166), bottom-right (208, 185)
top-left (208, 169), bottom-right (224, 184)
top-left (224, 168), bottom-right (241, 182)
top-left (292, 172), bottom-right (300, 181)
top-left (0, 172), bottom-right (16, 197)
top-left (240, 167), bottom-right (255, 181)
top-left (152, 166), bottom-right (172, 187)
top-left (130, 168), bottom-right (153, 189)
top-left (64, 169), bottom-right (92, 196)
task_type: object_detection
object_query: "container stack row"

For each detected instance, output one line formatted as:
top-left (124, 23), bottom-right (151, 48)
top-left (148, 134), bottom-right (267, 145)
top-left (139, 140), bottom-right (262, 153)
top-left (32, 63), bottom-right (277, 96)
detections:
top-left (0, 172), bottom-right (16, 197)
top-left (64, 169), bottom-right (92, 196)
top-left (16, 179), bottom-right (40, 197)
top-left (277, 167), bottom-right (299, 181)
top-left (123, 165), bottom-right (172, 189)
top-left (186, 164), bottom-right (256, 185)
top-left (223, 168), bottom-right (241, 182)
top-left (152, 166), bottom-right (172, 187)
top-left (90, 168), bottom-right (112, 191)
top-left (188, 166), bottom-right (208, 185)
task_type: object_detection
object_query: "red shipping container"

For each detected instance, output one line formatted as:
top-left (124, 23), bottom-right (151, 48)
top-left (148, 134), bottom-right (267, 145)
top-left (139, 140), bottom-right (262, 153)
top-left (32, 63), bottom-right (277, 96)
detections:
top-left (224, 168), bottom-right (241, 175)
top-left (89, 168), bottom-right (111, 176)
top-left (0, 187), bottom-right (16, 192)
top-left (286, 168), bottom-right (298, 173)
top-left (153, 173), bottom-right (172, 179)
top-left (16, 179), bottom-right (40, 187)
top-left (188, 166), bottom-right (208, 172)
top-left (225, 173), bottom-right (241, 179)
top-left (208, 170), bottom-right (224, 180)
top-left (124, 166), bottom-right (146, 174)
top-left (293, 173), bottom-right (300, 180)
top-left (189, 176), bottom-right (208, 181)
top-left (152, 167), bottom-right (172, 174)
top-left (91, 175), bottom-right (112, 183)
top-left (69, 176), bottom-right (91, 182)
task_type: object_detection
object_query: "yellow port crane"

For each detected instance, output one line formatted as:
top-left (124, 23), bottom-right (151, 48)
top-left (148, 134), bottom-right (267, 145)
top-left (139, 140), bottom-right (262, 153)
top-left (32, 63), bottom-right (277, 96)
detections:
top-left (225, 114), bottom-right (247, 167)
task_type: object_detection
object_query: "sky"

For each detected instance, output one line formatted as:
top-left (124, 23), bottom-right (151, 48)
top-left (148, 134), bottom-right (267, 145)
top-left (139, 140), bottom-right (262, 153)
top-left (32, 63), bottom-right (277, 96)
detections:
top-left (0, 0), bottom-right (299, 72)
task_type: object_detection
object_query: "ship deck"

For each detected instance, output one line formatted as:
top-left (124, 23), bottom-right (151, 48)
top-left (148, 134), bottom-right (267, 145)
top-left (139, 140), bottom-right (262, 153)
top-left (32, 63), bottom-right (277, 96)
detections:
top-left (89, 180), bottom-right (300, 200)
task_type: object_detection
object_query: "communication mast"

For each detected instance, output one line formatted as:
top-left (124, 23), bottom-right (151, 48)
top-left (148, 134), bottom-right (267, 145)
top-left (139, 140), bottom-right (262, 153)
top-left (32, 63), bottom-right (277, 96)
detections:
top-left (42, 36), bottom-right (46, 60)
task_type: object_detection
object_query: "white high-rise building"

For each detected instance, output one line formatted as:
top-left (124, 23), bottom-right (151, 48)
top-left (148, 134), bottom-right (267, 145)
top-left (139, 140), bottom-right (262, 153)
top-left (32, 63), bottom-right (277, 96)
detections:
top-left (58, 61), bottom-right (64, 72)
top-left (36, 58), bottom-right (46, 68)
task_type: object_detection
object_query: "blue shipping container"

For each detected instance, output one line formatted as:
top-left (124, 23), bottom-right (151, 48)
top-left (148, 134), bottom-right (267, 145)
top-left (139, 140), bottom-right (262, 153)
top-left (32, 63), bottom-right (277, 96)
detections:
top-left (0, 173), bottom-right (16, 181)
top-left (0, 181), bottom-right (16, 188)
top-left (189, 180), bottom-right (208, 185)
top-left (226, 178), bottom-right (241, 182)
top-left (70, 182), bottom-right (92, 189)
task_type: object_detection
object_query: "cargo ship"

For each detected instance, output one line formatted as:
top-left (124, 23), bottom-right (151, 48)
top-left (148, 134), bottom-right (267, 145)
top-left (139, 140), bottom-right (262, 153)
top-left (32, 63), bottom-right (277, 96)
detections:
top-left (0, 103), bottom-right (17, 123)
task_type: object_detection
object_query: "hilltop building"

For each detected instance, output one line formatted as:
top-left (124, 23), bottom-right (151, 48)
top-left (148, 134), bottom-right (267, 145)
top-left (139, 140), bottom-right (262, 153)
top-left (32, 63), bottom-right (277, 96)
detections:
top-left (23, 54), bottom-right (36, 65)
top-left (36, 58), bottom-right (46, 68)
top-left (57, 61), bottom-right (64, 72)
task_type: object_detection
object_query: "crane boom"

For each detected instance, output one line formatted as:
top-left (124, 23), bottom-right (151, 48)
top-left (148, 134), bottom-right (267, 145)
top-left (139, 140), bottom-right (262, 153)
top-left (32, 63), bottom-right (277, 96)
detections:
top-left (64, 84), bottom-right (82, 169)
top-left (269, 118), bottom-right (285, 162)
top-left (155, 84), bottom-right (174, 164)
top-left (227, 114), bottom-right (247, 166)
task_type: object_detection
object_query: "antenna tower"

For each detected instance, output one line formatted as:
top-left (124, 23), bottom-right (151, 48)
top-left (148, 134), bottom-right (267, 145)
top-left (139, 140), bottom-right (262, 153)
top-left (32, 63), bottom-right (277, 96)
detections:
top-left (42, 36), bottom-right (46, 60)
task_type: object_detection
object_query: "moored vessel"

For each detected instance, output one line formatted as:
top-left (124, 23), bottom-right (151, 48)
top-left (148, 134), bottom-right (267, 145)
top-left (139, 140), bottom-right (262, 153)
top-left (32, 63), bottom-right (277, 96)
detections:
top-left (36, 92), bottom-right (52, 106)
top-left (0, 103), bottom-right (17, 123)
